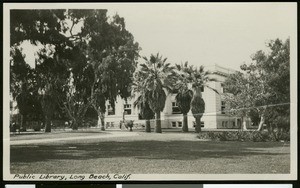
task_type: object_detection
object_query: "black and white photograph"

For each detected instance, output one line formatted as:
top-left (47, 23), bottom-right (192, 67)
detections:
top-left (3, 3), bottom-right (297, 181)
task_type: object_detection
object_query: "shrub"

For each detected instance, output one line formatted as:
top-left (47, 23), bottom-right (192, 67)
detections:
top-left (124, 120), bottom-right (134, 131)
top-left (197, 130), bottom-right (290, 142)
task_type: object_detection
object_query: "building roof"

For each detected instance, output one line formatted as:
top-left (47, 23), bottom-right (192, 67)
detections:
top-left (207, 64), bottom-right (238, 77)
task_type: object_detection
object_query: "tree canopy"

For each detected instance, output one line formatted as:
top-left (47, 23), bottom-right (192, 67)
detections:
top-left (10, 9), bottom-right (140, 132)
top-left (134, 53), bottom-right (176, 133)
top-left (223, 38), bottom-right (290, 131)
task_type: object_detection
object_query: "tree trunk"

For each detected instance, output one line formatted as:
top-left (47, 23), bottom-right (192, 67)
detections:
top-left (72, 119), bottom-right (79, 130)
top-left (20, 114), bottom-right (27, 131)
top-left (20, 114), bottom-right (24, 131)
top-left (44, 116), bottom-right (51, 132)
top-left (182, 113), bottom-right (188, 132)
top-left (123, 110), bottom-right (125, 122)
top-left (97, 111), bottom-right (105, 131)
top-left (191, 87), bottom-right (204, 133)
top-left (155, 111), bottom-right (162, 133)
top-left (36, 120), bottom-right (41, 131)
top-left (242, 117), bottom-right (248, 131)
top-left (257, 115), bottom-right (265, 131)
top-left (195, 117), bottom-right (201, 133)
top-left (97, 116), bottom-right (102, 128)
top-left (100, 112), bottom-right (105, 131)
top-left (145, 119), bottom-right (151, 133)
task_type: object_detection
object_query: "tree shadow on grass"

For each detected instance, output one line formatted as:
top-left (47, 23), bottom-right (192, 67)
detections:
top-left (10, 140), bottom-right (290, 163)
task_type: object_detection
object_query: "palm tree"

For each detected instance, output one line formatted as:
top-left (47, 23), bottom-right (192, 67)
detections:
top-left (132, 71), bottom-right (155, 132)
top-left (174, 62), bottom-right (194, 132)
top-left (133, 95), bottom-right (155, 132)
top-left (135, 53), bottom-right (175, 133)
top-left (190, 66), bottom-right (218, 133)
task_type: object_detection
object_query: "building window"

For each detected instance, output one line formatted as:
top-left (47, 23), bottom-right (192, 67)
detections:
top-left (172, 102), bottom-right (182, 114)
top-left (221, 83), bottom-right (228, 93)
top-left (178, 121), bottom-right (182, 127)
top-left (193, 121), bottom-right (204, 128)
top-left (222, 121), bottom-right (228, 128)
top-left (107, 105), bottom-right (115, 115)
top-left (221, 101), bottom-right (226, 114)
top-left (106, 122), bottom-right (115, 128)
top-left (232, 121), bottom-right (236, 127)
top-left (124, 104), bottom-right (132, 115)
top-left (201, 121), bottom-right (204, 127)
top-left (172, 122), bottom-right (177, 127)
top-left (221, 83), bottom-right (223, 93)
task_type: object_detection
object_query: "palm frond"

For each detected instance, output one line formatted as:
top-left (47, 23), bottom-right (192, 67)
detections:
top-left (175, 64), bottom-right (181, 71)
top-left (184, 61), bottom-right (188, 68)
top-left (142, 56), bottom-right (148, 61)
top-left (204, 84), bottom-right (220, 94)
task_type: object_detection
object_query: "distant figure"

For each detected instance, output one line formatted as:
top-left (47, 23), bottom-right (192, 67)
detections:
top-left (121, 110), bottom-right (134, 131)
top-left (119, 121), bottom-right (123, 129)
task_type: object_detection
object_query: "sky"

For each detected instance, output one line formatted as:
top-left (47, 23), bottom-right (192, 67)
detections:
top-left (103, 3), bottom-right (296, 70)
top-left (18, 3), bottom-right (297, 71)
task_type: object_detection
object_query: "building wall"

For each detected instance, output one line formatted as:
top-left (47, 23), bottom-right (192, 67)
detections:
top-left (104, 64), bottom-right (245, 130)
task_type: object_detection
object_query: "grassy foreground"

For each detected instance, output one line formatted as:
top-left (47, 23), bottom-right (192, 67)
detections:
top-left (10, 130), bottom-right (290, 174)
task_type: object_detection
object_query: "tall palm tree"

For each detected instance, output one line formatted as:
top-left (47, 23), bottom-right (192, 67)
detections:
top-left (133, 95), bottom-right (155, 132)
top-left (174, 62), bottom-right (194, 132)
top-left (132, 71), bottom-right (155, 132)
top-left (135, 53), bottom-right (175, 133)
top-left (190, 66), bottom-right (218, 133)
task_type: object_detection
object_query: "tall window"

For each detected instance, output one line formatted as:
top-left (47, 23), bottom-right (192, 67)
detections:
top-left (222, 121), bottom-right (228, 128)
top-left (124, 104), bottom-right (132, 115)
top-left (221, 83), bottom-right (227, 93)
top-left (221, 101), bottom-right (226, 114)
top-left (232, 121), bottom-right (236, 127)
top-left (172, 102), bottom-right (182, 114)
top-left (107, 105), bottom-right (115, 115)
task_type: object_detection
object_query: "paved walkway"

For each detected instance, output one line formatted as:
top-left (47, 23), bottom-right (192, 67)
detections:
top-left (9, 131), bottom-right (139, 145)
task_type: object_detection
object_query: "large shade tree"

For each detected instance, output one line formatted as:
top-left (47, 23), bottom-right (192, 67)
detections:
top-left (56, 10), bottom-right (140, 131)
top-left (10, 48), bottom-right (36, 131)
top-left (82, 11), bottom-right (140, 130)
top-left (263, 38), bottom-right (290, 132)
top-left (135, 53), bottom-right (176, 133)
top-left (223, 72), bottom-right (252, 131)
top-left (10, 9), bottom-right (74, 132)
top-left (10, 9), bottom-right (140, 132)
top-left (223, 38), bottom-right (290, 132)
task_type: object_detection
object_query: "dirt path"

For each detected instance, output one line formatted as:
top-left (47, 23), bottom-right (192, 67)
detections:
top-left (9, 131), bottom-right (139, 145)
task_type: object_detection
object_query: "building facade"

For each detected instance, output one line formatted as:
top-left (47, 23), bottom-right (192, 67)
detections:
top-left (104, 64), bottom-right (253, 130)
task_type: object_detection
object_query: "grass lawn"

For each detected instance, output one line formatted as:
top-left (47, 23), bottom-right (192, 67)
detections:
top-left (10, 130), bottom-right (290, 174)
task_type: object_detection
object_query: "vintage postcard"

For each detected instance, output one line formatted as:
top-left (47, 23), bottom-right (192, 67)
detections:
top-left (3, 3), bottom-right (297, 181)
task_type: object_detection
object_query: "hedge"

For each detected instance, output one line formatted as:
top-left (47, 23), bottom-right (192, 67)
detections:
top-left (197, 130), bottom-right (290, 142)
